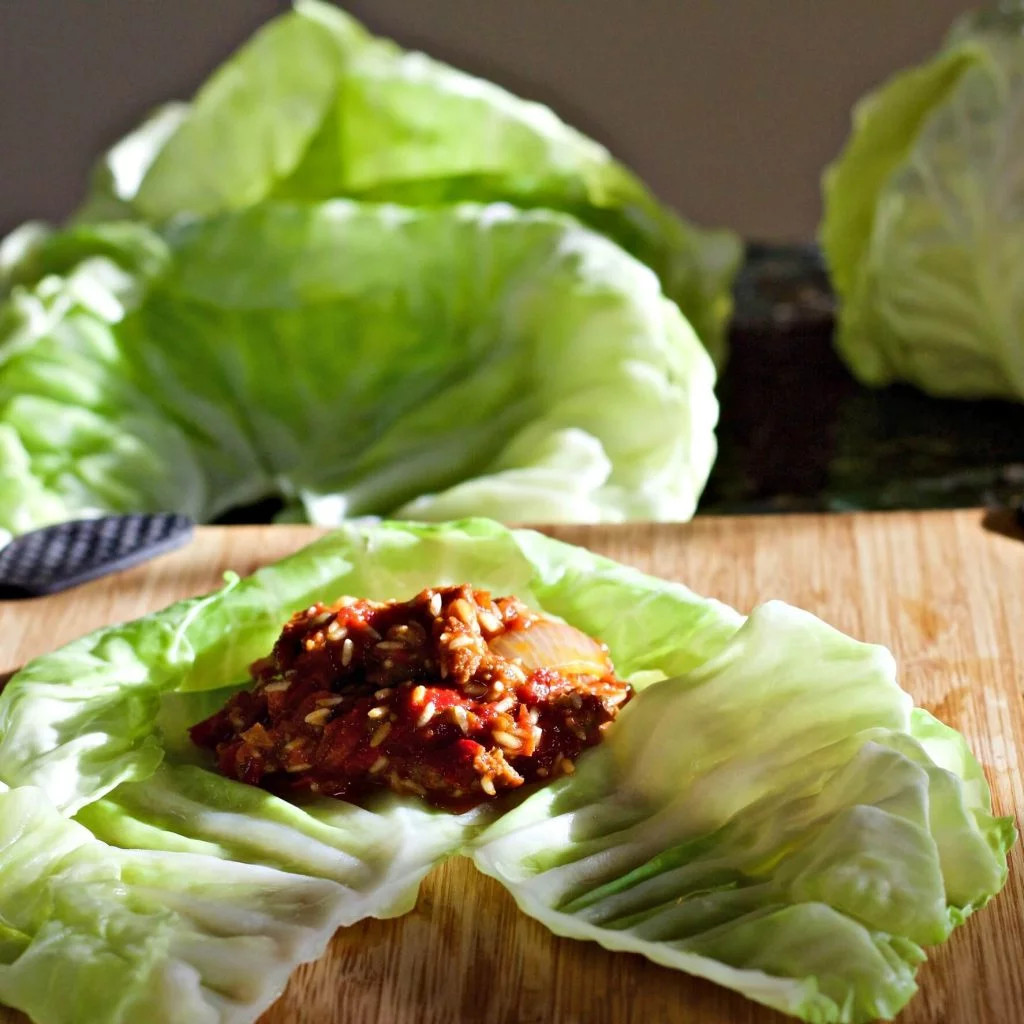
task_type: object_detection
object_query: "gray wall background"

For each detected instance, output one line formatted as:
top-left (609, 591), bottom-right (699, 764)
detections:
top-left (1, 1), bottom-right (971, 241)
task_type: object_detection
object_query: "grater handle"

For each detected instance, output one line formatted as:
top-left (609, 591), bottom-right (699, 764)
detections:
top-left (0, 514), bottom-right (195, 598)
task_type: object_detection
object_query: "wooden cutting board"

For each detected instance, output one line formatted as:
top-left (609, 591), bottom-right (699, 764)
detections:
top-left (0, 510), bottom-right (1021, 1024)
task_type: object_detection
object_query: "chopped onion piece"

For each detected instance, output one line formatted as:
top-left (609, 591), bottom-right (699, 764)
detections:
top-left (489, 620), bottom-right (612, 677)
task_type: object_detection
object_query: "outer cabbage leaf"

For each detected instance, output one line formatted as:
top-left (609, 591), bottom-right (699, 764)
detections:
top-left (0, 784), bottom-right (461, 1024)
top-left (0, 520), bottom-right (1012, 1024)
top-left (0, 201), bottom-right (717, 537)
top-left (821, 13), bottom-right (1024, 399)
top-left (74, 0), bottom-right (739, 363)
top-left (473, 602), bottom-right (1015, 1023)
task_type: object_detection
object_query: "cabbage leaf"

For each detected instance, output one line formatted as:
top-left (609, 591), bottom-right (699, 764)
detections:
top-left (822, 11), bottom-right (1024, 399)
top-left (0, 202), bottom-right (717, 542)
top-left (72, 0), bottom-right (739, 365)
top-left (0, 519), bottom-right (1012, 1024)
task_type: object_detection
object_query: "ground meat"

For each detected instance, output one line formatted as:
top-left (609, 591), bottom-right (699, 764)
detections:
top-left (190, 585), bottom-right (631, 811)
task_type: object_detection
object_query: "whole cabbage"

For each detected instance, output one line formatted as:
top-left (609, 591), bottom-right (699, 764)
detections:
top-left (822, 6), bottom-right (1024, 400)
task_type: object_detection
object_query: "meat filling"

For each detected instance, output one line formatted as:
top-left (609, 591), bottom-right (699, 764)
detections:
top-left (190, 585), bottom-right (631, 810)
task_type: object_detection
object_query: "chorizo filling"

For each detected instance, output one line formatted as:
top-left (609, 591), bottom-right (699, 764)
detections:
top-left (190, 585), bottom-right (631, 810)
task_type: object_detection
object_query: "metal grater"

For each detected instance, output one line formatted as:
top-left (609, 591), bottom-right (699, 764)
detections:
top-left (0, 514), bottom-right (194, 598)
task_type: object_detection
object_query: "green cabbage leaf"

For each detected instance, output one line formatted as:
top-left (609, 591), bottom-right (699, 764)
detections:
top-left (822, 9), bottom-right (1024, 399)
top-left (0, 202), bottom-right (717, 543)
top-left (73, 0), bottom-right (739, 364)
top-left (0, 520), bottom-right (1012, 1023)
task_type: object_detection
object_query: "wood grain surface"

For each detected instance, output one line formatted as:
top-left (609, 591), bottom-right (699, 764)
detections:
top-left (0, 510), bottom-right (1021, 1024)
